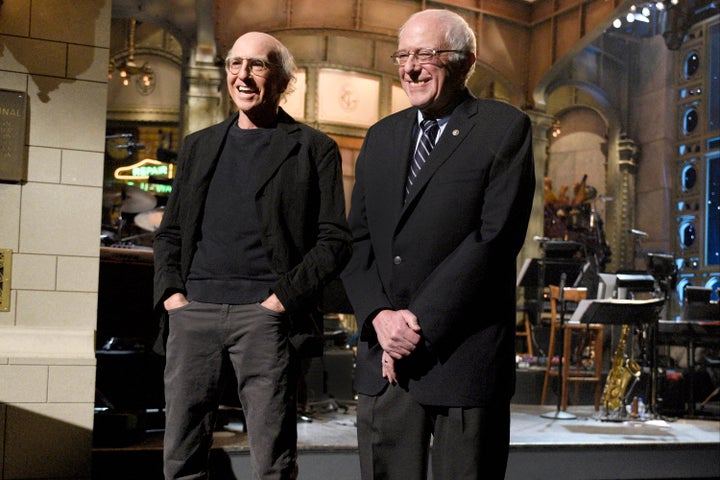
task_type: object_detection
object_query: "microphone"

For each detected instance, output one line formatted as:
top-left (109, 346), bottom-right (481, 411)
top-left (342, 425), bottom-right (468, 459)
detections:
top-left (628, 228), bottom-right (648, 237)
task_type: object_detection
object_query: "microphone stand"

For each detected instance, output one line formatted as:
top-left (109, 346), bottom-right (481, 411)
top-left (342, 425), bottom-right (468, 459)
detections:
top-left (542, 272), bottom-right (577, 420)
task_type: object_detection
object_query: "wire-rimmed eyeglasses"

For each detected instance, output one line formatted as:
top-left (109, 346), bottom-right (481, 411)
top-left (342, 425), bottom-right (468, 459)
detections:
top-left (390, 49), bottom-right (465, 66)
top-left (225, 57), bottom-right (276, 76)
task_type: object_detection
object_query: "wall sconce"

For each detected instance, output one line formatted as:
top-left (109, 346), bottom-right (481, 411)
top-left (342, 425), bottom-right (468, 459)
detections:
top-left (551, 119), bottom-right (562, 138)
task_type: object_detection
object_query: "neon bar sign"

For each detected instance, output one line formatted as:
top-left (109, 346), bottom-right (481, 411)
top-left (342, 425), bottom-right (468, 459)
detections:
top-left (114, 158), bottom-right (174, 194)
top-left (114, 158), bottom-right (174, 180)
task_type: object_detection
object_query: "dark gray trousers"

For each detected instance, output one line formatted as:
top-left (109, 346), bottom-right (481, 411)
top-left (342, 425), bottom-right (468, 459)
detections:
top-left (357, 384), bottom-right (510, 480)
top-left (163, 301), bottom-right (297, 480)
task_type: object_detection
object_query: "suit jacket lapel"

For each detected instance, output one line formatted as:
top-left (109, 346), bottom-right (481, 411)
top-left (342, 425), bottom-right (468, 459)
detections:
top-left (401, 97), bottom-right (479, 210)
top-left (255, 109), bottom-right (302, 192)
top-left (198, 113), bottom-right (237, 183)
top-left (388, 109), bottom-right (418, 212)
top-left (185, 113), bottom-right (237, 245)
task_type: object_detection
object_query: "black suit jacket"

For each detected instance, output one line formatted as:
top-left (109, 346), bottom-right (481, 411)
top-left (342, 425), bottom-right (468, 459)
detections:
top-left (342, 93), bottom-right (535, 406)
top-left (153, 109), bottom-right (351, 355)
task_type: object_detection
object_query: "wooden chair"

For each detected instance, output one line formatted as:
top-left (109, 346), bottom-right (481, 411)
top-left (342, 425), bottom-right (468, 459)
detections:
top-left (540, 285), bottom-right (605, 411)
top-left (516, 308), bottom-right (534, 356)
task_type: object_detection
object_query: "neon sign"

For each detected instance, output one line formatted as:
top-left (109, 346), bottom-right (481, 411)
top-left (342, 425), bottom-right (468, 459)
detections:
top-left (114, 158), bottom-right (174, 181)
top-left (114, 158), bottom-right (174, 195)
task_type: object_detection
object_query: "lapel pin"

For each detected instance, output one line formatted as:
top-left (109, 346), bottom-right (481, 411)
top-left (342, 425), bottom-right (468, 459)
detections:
top-left (452, 129), bottom-right (460, 136)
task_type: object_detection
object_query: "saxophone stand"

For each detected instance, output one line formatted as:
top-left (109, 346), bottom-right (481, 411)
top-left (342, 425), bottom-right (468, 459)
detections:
top-left (600, 350), bottom-right (642, 423)
top-left (541, 273), bottom-right (577, 420)
top-left (569, 295), bottom-right (665, 422)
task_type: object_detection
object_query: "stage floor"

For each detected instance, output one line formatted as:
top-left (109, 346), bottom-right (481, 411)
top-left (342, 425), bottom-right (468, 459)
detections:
top-left (92, 402), bottom-right (720, 479)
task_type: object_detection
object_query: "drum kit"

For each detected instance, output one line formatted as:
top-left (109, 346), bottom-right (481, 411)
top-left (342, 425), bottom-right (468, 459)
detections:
top-left (544, 175), bottom-right (612, 270)
top-left (101, 183), bottom-right (164, 248)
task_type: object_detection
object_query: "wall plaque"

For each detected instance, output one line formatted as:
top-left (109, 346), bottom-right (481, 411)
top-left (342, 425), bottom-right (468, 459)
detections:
top-left (0, 90), bottom-right (28, 183)
top-left (0, 249), bottom-right (11, 312)
top-left (317, 69), bottom-right (379, 127)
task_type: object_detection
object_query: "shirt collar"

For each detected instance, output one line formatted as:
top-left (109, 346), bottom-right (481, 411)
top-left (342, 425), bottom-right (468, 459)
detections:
top-left (417, 110), bottom-right (450, 130)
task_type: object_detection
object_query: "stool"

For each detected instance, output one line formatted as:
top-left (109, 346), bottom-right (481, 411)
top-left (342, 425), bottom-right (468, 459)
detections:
top-left (516, 307), bottom-right (534, 356)
top-left (541, 285), bottom-right (605, 411)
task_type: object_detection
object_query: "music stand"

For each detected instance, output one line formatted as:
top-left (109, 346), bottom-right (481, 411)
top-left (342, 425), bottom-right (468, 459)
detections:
top-left (571, 298), bottom-right (665, 420)
top-left (518, 257), bottom-right (587, 318)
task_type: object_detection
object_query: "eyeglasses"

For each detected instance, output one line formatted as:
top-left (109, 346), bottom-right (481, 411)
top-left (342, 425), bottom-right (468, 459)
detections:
top-left (225, 57), bottom-right (276, 76)
top-left (390, 49), bottom-right (465, 66)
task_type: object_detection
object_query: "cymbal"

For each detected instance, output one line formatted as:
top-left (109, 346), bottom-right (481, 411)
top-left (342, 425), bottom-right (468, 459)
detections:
top-left (103, 184), bottom-right (157, 214)
top-left (135, 207), bottom-right (164, 232)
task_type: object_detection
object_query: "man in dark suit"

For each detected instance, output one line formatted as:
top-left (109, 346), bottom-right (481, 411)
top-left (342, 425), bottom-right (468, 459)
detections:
top-left (342, 9), bottom-right (535, 479)
top-left (154, 32), bottom-right (351, 479)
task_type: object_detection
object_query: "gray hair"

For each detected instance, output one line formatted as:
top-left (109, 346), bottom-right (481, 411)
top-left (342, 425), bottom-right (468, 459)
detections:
top-left (400, 9), bottom-right (477, 84)
top-left (271, 41), bottom-right (297, 97)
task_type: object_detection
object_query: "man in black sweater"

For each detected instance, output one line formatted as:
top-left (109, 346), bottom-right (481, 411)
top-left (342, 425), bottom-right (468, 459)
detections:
top-left (153, 32), bottom-right (351, 479)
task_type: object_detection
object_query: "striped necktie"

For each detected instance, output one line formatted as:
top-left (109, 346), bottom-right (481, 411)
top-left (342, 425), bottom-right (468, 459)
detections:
top-left (406, 119), bottom-right (439, 198)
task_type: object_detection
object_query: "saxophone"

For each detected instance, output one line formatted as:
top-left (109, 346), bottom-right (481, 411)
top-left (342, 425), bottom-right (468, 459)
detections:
top-left (601, 324), bottom-right (642, 411)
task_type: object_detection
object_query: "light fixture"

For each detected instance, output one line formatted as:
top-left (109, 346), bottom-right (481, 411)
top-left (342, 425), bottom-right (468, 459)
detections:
top-left (610, 0), bottom-right (673, 36)
top-left (108, 19), bottom-right (156, 93)
top-left (551, 119), bottom-right (561, 138)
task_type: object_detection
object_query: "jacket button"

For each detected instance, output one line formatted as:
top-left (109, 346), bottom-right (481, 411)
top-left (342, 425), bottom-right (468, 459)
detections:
top-left (393, 256), bottom-right (402, 265)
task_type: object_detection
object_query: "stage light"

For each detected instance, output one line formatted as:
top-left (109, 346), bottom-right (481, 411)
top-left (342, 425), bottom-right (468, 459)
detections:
top-left (613, 18), bottom-right (623, 28)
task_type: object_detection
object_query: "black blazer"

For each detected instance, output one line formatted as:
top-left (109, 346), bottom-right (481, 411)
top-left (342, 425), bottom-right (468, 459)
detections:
top-left (342, 93), bottom-right (535, 406)
top-left (154, 109), bottom-right (351, 354)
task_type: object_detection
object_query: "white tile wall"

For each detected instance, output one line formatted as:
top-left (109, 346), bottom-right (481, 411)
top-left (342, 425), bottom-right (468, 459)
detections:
top-left (19, 183), bottom-right (102, 256)
top-left (48, 365), bottom-right (96, 403)
top-left (0, 327), bottom-right (95, 358)
top-left (15, 291), bottom-right (98, 329)
top-left (0, 0), bottom-right (29, 36)
top-left (57, 256), bottom-right (99, 292)
top-left (27, 78), bottom-right (108, 152)
top-left (1, 1), bottom-right (120, 478)
top-left (27, 146), bottom-right (62, 183)
top-left (68, 45), bottom-right (111, 83)
top-left (61, 150), bottom-right (105, 187)
top-left (30, 0), bottom-right (111, 48)
top-left (0, 35), bottom-right (67, 77)
top-left (12, 357), bottom-right (95, 366)
top-left (0, 365), bottom-right (49, 403)
top-left (0, 184), bottom-right (21, 249)
top-left (0, 70), bottom-right (28, 91)
top-left (10, 254), bottom-right (57, 291)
